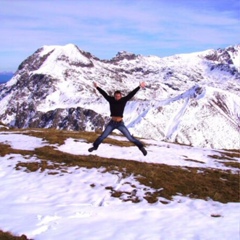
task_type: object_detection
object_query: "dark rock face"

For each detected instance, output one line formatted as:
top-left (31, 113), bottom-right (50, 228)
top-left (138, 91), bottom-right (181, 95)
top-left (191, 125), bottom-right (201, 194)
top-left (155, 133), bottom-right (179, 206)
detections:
top-left (109, 51), bottom-right (138, 63)
top-left (18, 48), bottom-right (54, 71)
top-left (205, 47), bottom-right (238, 64)
top-left (13, 105), bottom-right (107, 131)
top-left (205, 47), bottom-right (240, 77)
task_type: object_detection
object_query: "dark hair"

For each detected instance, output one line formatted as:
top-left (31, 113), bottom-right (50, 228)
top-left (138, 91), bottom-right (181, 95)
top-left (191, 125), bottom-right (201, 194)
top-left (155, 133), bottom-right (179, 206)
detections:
top-left (114, 90), bottom-right (121, 95)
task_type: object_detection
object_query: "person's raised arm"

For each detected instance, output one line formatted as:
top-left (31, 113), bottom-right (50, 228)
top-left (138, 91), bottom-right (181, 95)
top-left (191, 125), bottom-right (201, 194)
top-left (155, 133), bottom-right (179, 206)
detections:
top-left (93, 82), bottom-right (111, 101)
top-left (125, 82), bottom-right (146, 101)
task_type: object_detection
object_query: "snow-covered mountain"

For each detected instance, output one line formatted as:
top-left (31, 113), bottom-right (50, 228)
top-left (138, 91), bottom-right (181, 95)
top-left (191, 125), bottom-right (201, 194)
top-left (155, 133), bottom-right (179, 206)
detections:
top-left (0, 43), bottom-right (239, 149)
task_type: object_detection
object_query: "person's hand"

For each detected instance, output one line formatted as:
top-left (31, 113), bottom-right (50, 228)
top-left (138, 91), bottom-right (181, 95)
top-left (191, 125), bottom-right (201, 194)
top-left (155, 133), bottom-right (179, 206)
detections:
top-left (139, 82), bottom-right (146, 88)
top-left (93, 82), bottom-right (98, 88)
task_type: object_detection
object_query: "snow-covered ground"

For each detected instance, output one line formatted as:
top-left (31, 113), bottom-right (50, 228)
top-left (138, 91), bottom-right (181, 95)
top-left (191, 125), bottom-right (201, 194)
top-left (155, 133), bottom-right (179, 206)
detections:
top-left (0, 132), bottom-right (239, 240)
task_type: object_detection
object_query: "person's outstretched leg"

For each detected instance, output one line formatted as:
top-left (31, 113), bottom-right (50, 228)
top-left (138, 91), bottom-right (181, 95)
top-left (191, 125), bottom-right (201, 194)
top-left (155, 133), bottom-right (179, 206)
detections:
top-left (117, 122), bottom-right (147, 156)
top-left (88, 121), bottom-right (115, 152)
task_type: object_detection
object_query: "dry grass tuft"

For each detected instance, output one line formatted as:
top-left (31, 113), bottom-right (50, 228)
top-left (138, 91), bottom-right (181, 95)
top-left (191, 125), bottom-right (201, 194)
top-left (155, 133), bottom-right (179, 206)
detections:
top-left (0, 143), bottom-right (33, 157)
top-left (208, 150), bottom-right (240, 169)
top-left (219, 161), bottom-right (239, 169)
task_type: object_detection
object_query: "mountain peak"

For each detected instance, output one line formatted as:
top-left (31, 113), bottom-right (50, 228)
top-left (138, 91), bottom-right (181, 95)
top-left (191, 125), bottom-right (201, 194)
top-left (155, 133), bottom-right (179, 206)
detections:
top-left (110, 51), bottom-right (138, 62)
top-left (17, 43), bottom-right (95, 75)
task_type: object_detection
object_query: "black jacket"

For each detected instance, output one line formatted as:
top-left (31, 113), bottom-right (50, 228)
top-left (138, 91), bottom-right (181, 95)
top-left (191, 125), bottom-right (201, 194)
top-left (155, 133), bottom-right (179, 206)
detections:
top-left (96, 86), bottom-right (140, 117)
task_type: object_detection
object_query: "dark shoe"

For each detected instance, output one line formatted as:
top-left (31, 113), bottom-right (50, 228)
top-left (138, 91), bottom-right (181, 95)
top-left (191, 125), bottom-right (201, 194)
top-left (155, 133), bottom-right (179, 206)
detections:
top-left (88, 146), bottom-right (97, 152)
top-left (140, 147), bottom-right (147, 156)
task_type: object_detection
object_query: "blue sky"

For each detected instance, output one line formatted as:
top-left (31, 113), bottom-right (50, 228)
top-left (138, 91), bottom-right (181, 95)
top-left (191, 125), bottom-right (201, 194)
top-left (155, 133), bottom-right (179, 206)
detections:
top-left (1, 0), bottom-right (239, 71)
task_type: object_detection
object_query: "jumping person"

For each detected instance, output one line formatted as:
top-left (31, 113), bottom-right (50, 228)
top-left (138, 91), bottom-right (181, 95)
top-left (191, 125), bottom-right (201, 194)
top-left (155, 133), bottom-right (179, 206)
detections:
top-left (88, 82), bottom-right (147, 156)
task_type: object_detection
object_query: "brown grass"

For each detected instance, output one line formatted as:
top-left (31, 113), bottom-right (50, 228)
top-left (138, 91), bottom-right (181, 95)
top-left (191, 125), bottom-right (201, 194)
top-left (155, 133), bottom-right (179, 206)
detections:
top-left (1, 128), bottom-right (239, 204)
top-left (0, 128), bottom-right (239, 239)
top-left (208, 150), bottom-right (240, 169)
top-left (4, 128), bottom-right (137, 147)
top-left (219, 161), bottom-right (240, 169)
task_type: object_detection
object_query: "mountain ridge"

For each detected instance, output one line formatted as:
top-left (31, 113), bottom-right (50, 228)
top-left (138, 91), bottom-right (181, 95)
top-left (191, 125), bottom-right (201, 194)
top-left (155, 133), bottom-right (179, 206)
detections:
top-left (0, 43), bottom-right (239, 149)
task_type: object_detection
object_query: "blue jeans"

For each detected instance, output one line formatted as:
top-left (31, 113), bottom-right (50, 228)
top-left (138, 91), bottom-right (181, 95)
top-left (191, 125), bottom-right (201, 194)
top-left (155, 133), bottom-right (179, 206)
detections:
top-left (93, 120), bottom-right (144, 149)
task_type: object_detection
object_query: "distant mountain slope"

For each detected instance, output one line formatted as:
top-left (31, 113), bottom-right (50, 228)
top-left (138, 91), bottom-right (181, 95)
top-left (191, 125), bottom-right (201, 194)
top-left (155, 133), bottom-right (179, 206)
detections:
top-left (0, 44), bottom-right (239, 149)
